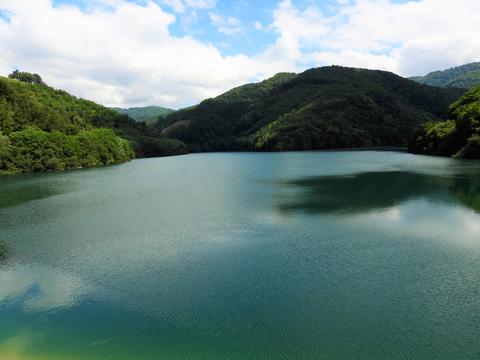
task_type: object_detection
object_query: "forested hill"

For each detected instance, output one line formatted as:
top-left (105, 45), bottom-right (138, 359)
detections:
top-left (410, 62), bottom-right (480, 89)
top-left (0, 73), bottom-right (186, 173)
top-left (409, 85), bottom-right (480, 158)
top-left (112, 106), bottom-right (174, 124)
top-left (157, 66), bottom-right (465, 152)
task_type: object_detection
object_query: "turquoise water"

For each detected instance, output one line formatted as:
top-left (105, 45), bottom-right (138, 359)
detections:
top-left (1, 151), bottom-right (479, 359)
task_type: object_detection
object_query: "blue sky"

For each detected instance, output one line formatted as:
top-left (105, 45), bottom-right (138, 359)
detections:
top-left (0, 0), bottom-right (478, 108)
top-left (50, 0), bottom-right (305, 56)
top-left (162, 0), bottom-right (343, 57)
top-left (50, 0), bottom-right (413, 58)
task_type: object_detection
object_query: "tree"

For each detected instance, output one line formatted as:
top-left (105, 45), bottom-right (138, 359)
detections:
top-left (8, 70), bottom-right (46, 86)
top-left (0, 132), bottom-right (11, 170)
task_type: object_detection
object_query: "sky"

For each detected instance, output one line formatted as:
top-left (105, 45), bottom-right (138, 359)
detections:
top-left (0, 0), bottom-right (479, 109)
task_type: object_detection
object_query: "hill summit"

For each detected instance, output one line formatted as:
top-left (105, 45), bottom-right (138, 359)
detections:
top-left (158, 66), bottom-right (464, 152)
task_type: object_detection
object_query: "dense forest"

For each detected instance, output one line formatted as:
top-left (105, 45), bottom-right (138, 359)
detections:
top-left (1, 66), bottom-right (476, 174)
top-left (0, 72), bottom-right (187, 173)
top-left (112, 105), bottom-right (174, 124)
top-left (410, 62), bottom-right (480, 89)
top-left (409, 85), bottom-right (480, 158)
top-left (157, 66), bottom-right (464, 152)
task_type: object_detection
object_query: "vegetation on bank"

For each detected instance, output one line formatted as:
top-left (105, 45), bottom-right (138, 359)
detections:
top-left (410, 62), bottom-right (480, 89)
top-left (0, 73), bottom-right (187, 173)
top-left (409, 86), bottom-right (480, 158)
top-left (0, 127), bottom-right (133, 173)
top-left (159, 66), bottom-right (464, 152)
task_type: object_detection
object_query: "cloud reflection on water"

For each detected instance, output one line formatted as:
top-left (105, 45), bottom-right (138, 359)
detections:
top-left (0, 264), bottom-right (89, 312)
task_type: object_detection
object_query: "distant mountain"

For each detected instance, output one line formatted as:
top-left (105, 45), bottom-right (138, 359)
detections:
top-left (113, 106), bottom-right (175, 123)
top-left (0, 73), bottom-right (186, 173)
top-left (157, 66), bottom-right (464, 152)
top-left (410, 62), bottom-right (480, 89)
top-left (409, 85), bottom-right (480, 158)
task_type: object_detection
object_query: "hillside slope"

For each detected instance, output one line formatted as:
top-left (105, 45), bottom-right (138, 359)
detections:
top-left (0, 75), bottom-right (186, 173)
top-left (410, 62), bottom-right (480, 89)
top-left (158, 66), bottom-right (464, 152)
top-left (409, 86), bottom-right (480, 158)
top-left (113, 106), bottom-right (175, 123)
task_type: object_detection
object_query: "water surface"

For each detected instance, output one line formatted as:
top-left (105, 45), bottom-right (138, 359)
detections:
top-left (1, 151), bottom-right (479, 359)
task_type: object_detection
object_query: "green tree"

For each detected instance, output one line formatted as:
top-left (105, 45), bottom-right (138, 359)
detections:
top-left (0, 132), bottom-right (11, 170)
top-left (409, 85), bottom-right (480, 158)
top-left (0, 75), bottom-right (187, 173)
top-left (8, 70), bottom-right (46, 86)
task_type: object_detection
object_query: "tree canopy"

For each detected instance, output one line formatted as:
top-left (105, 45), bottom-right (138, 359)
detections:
top-left (0, 74), bottom-right (187, 173)
top-left (409, 85), bottom-right (480, 158)
top-left (8, 70), bottom-right (46, 86)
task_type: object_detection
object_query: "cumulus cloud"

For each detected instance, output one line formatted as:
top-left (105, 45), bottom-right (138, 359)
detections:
top-left (271, 0), bottom-right (480, 76)
top-left (0, 0), bottom-right (279, 108)
top-left (0, 0), bottom-right (479, 108)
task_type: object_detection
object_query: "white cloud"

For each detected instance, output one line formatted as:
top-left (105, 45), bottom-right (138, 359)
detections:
top-left (0, 0), bottom-right (479, 108)
top-left (162, 0), bottom-right (215, 14)
top-left (270, 0), bottom-right (480, 76)
top-left (209, 12), bottom-right (243, 35)
top-left (0, 0), bottom-right (281, 108)
top-left (163, 0), bottom-right (185, 13)
top-left (272, 0), bottom-right (332, 44)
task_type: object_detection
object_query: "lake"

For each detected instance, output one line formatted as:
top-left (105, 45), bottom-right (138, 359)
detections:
top-left (1, 150), bottom-right (479, 360)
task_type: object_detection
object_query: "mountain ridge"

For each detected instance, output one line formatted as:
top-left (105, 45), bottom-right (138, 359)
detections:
top-left (158, 66), bottom-right (465, 152)
top-left (410, 62), bottom-right (480, 89)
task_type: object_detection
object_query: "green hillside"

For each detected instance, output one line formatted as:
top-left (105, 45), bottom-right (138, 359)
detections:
top-left (158, 66), bottom-right (464, 152)
top-left (113, 105), bottom-right (175, 123)
top-left (0, 73), bottom-right (186, 173)
top-left (409, 85), bottom-right (480, 158)
top-left (410, 62), bottom-right (480, 89)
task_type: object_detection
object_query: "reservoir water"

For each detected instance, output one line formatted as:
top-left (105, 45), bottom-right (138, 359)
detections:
top-left (1, 150), bottom-right (479, 359)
